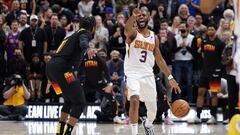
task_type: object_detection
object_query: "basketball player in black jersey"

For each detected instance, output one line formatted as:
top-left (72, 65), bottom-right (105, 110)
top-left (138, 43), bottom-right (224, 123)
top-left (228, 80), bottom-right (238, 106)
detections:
top-left (46, 16), bottom-right (97, 135)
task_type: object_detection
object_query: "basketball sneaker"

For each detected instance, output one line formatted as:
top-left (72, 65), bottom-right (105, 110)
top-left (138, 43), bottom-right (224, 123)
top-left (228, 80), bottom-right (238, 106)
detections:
top-left (223, 119), bottom-right (229, 124)
top-left (142, 120), bottom-right (155, 135)
top-left (206, 115), bottom-right (217, 124)
top-left (164, 116), bottom-right (174, 125)
top-left (113, 116), bottom-right (124, 124)
top-left (187, 116), bottom-right (201, 124)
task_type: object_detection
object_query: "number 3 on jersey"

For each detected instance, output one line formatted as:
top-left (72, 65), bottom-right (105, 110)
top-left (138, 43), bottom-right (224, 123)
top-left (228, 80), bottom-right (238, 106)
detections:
top-left (140, 50), bottom-right (147, 63)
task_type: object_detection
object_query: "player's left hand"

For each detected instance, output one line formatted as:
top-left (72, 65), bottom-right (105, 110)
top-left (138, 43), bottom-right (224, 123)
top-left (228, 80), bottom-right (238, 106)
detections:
top-left (87, 48), bottom-right (97, 59)
top-left (169, 79), bottom-right (181, 94)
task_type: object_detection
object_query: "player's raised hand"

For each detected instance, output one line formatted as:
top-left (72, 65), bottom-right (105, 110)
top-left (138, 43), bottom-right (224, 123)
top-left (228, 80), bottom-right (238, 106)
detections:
top-left (132, 3), bottom-right (141, 17)
top-left (169, 79), bottom-right (181, 94)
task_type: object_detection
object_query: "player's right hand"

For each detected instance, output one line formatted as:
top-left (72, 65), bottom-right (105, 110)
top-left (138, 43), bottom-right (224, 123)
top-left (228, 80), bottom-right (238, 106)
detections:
top-left (132, 4), bottom-right (141, 17)
top-left (169, 79), bottom-right (181, 94)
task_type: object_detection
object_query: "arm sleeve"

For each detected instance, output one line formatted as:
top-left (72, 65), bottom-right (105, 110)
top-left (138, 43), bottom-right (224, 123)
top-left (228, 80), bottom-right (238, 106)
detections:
top-left (79, 33), bottom-right (90, 53)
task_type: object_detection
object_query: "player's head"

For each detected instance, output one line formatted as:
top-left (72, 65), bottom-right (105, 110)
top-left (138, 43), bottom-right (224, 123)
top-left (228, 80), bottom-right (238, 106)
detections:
top-left (136, 7), bottom-right (150, 29)
top-left (80, 16), bottom-right (96, 33)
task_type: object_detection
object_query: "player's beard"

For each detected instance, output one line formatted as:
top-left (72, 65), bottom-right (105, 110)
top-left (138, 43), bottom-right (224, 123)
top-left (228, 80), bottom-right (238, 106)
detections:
top-left (137, 20), bottom-right (148, 29)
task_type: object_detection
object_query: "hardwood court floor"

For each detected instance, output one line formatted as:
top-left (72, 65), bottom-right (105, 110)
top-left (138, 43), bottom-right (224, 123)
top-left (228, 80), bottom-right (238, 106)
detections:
top-left (0, 121), bottom-right (228, 135)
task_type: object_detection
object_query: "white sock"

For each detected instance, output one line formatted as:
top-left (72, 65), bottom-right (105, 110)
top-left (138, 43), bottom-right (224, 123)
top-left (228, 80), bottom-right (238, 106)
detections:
top-left (131, 123), bottom-right (138, 135)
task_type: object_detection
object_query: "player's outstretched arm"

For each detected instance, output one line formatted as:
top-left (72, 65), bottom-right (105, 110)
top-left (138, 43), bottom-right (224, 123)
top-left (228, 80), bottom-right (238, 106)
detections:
top-left (124, 5), bottom-right (141, 44)
top-left (154, 36), bottom-right (181, 94)
top-left (200, 0), bottom-right (221, 14)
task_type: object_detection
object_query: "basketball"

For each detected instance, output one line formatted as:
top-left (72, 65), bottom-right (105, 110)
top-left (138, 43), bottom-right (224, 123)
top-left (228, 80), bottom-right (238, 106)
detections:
top-left (171, 99), bottom-right (190, 118)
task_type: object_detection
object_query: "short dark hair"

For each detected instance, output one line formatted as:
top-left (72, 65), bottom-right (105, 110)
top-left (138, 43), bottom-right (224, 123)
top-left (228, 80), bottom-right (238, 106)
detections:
top-left (51, 13), bottom-right (59, 19)
top-left (11, 19), bottom-right (18, 24)
top-left (195, 12), bottom-right (202, 17)
top-left (80, 16), bottom-right (96, 31)
top-left (180, 21), bottom-right (189, 28)
top-left (51, 4), bottom-right (61, 13)
top-left (160, 18), bottom-right (168, 25)
top-left (207, 22), bottom-right (217, 30)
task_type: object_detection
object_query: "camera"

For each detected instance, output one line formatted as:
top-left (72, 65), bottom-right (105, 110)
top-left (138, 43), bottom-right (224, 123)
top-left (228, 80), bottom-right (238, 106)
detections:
top-left (14, 78), bottom-right (22, 86)
top-left (12, 75), bottom-right (23, 86)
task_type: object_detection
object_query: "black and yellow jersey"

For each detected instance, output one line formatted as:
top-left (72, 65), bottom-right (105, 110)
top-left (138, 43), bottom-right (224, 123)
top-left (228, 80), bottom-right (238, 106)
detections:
top-left (54, 28), bottom-right (92, 68)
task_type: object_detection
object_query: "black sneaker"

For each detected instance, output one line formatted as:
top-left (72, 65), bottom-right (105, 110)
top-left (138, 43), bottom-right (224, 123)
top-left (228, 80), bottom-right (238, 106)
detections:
top-left (142, 120), bottom-right (155, 135)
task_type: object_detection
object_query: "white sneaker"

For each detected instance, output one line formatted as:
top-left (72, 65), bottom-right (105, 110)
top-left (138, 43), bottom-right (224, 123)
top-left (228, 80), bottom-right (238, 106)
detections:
top-left (113, 116), bottom-right (124, 124)
top-left (187, 116), bottom-right (201, 124)
top-left (223, 119), bottom-right (229, 124)
top-left (164, 116), bottom-right (174, 125)
top-left (207, 115), bottom-right (217, 124)
top-left (142, 120), bottom-right (155, 135)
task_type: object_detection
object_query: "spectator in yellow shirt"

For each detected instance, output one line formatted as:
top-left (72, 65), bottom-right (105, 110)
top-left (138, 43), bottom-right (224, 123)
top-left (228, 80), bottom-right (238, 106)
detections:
top-left (0, 74), bottom-right (30, 120)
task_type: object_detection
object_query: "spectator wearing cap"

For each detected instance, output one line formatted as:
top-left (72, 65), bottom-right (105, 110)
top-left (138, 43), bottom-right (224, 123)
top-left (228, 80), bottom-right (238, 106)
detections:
top-left (5, 0), bottom-right (21, 26)
top-left (44, 13), bottom-right (66, 53)
top-left (103, 7), bottom-right (116, 31)
top-left (0, 74), bottom-right (30, 121)
top-left (18, 13), bottom-right (29, 32)
top-left (19, 15), bottom-right (47, 63)
top-left (78, 0), bottom-right (94, 17)
top-left (92, 0), bottom-right (113, 20)
top-left (65, 17), bottom-right (80, 37)
top-left (20, 10), bottom-right (29, 17)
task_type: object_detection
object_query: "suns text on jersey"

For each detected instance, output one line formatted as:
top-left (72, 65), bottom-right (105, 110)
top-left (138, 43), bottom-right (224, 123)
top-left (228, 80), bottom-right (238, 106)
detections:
top-left (134, 40), bottom-right (155, 51)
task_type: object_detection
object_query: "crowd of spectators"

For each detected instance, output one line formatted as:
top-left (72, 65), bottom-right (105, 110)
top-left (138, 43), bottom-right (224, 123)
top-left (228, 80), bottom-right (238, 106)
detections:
top-left (0, 0), bottom-right (237, 122)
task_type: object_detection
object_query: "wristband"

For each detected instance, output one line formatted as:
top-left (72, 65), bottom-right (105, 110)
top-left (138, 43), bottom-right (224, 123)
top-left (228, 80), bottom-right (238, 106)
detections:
top-left (108, 82), bottom-right (113, 86)
top-left (168, 75), bottom-right (174, 81)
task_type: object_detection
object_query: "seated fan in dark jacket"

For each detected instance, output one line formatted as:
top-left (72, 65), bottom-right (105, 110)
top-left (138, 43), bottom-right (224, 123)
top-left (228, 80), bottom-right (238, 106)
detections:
top-left (79, 50), bottom-right (112, 103)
